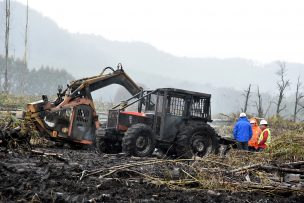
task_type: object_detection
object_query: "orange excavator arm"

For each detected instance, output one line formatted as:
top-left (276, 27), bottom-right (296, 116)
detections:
top-left (66, 65), bottom-right (141, 97)
top-left (26, 64), bottom-right (142, 135)
top-left (54, 65), bottom-right (142, 108)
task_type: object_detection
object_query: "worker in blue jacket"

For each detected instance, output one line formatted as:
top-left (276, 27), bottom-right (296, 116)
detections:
top-left (233, 113), bottom-right (253, 150)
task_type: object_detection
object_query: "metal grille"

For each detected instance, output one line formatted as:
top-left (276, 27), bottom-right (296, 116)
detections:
top-left (190, 98), bottom-right (208, 118)
top-left (107, 110), bottom-right (119, 128)
top-left (76, 109), bottom-right (89, 123)
top-left (169, 97), bottom-right (185, 116)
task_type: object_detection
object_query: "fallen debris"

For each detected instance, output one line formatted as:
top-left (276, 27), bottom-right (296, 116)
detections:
top-left (30, 149), bottom-right (69, 163)
top-left (0, 114), bottom-right (304, 202)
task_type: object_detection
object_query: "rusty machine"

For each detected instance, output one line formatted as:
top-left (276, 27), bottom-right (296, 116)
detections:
top-left (23, 64), bottom-right (142, 147)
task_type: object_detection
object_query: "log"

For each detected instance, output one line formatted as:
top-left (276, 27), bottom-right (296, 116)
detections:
top-left (279, 161), bottom-right (304, 168)
top-left (31, 149), bottom-right (68, 163)
top-left (31, 149), bottom-right (63, 156)
top-left (259, 165), bottom-right (304, 174)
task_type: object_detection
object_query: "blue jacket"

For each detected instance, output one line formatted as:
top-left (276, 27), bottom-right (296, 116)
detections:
top-left (233, 117), bottom-right (253, 142)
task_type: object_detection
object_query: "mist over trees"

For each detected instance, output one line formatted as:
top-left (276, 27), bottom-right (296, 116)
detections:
top-left (0, 55), bottom-right (74, 95)
top-left (1, 1), bottom-right (304, 92)
top-left (236, 63), bottom-right (304, 121)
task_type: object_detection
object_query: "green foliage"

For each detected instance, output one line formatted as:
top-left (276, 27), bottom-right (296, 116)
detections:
top-left (266, 130), bottom-right (304, 162)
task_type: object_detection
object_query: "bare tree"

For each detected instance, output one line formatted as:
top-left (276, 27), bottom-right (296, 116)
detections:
top-left (264, 99), bottom-right (273, 118)
top-left (293, 76), bottom-right (304, 122)
top-left (241, 84), bottom-right (251, 113)
top-left (254, 86), bottom-right (264, 118)
top-left (254, 86), bottom-right (273, 118)
top-left (21, 0), bottom-right (29, 94)
top-left (4, 0), bottom-right (11, 93)
top-left (275, 62), bottom-right (290, 117)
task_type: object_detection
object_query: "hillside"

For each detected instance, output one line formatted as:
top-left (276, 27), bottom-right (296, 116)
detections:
top-left (0, 1), bottom-right (303, 115)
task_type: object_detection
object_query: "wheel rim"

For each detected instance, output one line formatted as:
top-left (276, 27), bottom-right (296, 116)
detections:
top-left (193, 139), bottom-right (206, 152)
top-left (191, 132), bottom-right (212, 157)
top-left (135, 135), bottom-right (151, 153)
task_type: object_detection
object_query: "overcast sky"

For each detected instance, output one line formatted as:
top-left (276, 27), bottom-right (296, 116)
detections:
top-left (15, 0), bottom-right (304, 64)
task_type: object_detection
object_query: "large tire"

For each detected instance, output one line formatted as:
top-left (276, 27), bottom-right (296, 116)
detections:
top-left (175, 123), bottom-right (219, 158)
top-left (96, 128), bottom-right (121, 154)
top-left (95, 128), bottom-right (106, 153)
top-left (122, 123), bottom-right (156, 157)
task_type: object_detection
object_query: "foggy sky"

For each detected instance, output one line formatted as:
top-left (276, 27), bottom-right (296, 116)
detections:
top-left (14, 0), bottom-right (304, 64)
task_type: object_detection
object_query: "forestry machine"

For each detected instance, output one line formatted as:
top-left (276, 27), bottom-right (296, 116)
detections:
top-left (97, 88), bottom-right (222, 158)
top-left (24, 64), bottom-right (142, 147)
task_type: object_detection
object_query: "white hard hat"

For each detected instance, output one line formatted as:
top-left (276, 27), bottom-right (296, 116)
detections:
top-left (239, 112), bottom-right (246, 117)
top-left (260, 119), bottom-right (268, 125)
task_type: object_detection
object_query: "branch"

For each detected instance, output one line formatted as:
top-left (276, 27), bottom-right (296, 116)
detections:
top-left (264, 100), bottom-right (273, 117)
top-left (278, 104), bottom-right (287, 113)
top-left (259, 165), bottom-right (304, 174)
top-left (229, 163), bottom-right (261, 173)
top-left (31, 150), bottom-right (68, 162)
top-left (279, 161), bottom-right (304, 167)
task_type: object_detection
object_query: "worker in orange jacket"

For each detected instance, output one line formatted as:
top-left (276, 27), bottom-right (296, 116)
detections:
top-left (248, 118), bottom-right (261, 151)
top-left (258, 119), bottom-right (271, 151)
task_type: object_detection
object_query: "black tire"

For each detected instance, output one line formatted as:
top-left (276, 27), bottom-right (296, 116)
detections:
top-left (95, 128), bottom-right (106, 153)
top-left (122, 123), bottom-right (156, 157)
top-left (176, 123), bottom-right (219, 158)
top-left (96, 128), bottom-right (121, 154)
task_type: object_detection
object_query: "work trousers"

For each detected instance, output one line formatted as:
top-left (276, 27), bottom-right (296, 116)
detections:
top-left (237, 141), bottom-right (248, 150)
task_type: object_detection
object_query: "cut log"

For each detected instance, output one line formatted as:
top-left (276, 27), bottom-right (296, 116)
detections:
top-left (259, 165), bottom-right (304, 174)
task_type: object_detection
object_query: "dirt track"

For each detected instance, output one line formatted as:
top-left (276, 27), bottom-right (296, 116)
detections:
top-left (0, 147), bottom-right (303, 203)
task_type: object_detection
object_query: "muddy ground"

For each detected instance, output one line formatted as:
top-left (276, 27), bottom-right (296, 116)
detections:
top-left (0, 146), bottom-right (303, 203)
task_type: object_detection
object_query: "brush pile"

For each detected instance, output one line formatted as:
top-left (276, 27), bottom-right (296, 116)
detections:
top-left (77, 122), bottom-right (304, 197)
top-left (0, 111), bottom-right (303, 202)
top-left (0, 114), bottom-right (39, 151)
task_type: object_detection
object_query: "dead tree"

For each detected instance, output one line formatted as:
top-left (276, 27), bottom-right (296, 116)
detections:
top-left (254, 86), bottom-right (273, 118)
top-left (21, 0), bottom-right (29, 95)
top-left (4, 0), bottom-right (11, 93)
top-left (254, 86), bottom-right (264, 118)
top-left (293, 76), bottom-right (304, 122)
top-left (275, 62), bottom-right (290, 117)
top-left (264, 99), bottom-right (273, 118)
top-left (241, 84), bottom-right (251, 113)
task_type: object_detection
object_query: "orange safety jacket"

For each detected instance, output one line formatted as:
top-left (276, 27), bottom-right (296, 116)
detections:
top-left (248, 119), bottom-right (261, 149)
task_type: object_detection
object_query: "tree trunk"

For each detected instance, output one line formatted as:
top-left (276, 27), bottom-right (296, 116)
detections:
top-left (4, 0), bottom-right (11, 93)
top-left (275, 62), bottom-right (290, 117)
top-left (242, 84), bottom-right (251, 113)
top-left (256, 86), bottom-right (264, 118)
top-left (21, 0), bottom-right (29, 95)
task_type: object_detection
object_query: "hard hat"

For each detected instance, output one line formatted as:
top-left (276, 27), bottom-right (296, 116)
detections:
top-left (260, 119), bottom-right (268, 125)
top-left (239, 112), bottom-right (246, 117)
top-left (250, 120), bottom-right (256, 124)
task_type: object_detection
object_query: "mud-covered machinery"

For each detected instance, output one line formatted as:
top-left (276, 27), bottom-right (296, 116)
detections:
top-left (98, 88), bottom-right (221, 158)
top-left (24, 64), bottom-right (143, 147)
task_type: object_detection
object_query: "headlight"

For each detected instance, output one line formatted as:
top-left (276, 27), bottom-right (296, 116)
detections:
top-left (44, 118), bottom-right (56, 128)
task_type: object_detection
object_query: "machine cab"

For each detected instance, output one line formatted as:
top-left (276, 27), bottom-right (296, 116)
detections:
top-left (106, 88), bottom-right (212, 143)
